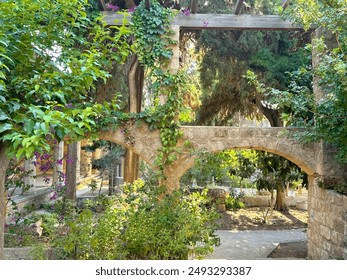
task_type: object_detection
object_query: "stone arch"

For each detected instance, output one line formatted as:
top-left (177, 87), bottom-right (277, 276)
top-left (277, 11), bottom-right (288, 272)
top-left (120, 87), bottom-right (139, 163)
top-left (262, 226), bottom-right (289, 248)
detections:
top-left (171, 126), bottom-right (318, 181)
top-left (98, 122), bottom-right (162, 169)
top-left (98, 124), bottom-right (319, 191)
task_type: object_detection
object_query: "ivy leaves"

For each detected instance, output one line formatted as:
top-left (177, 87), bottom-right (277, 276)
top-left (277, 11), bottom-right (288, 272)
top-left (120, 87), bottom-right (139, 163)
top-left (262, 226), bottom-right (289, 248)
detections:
top-left (129, 1), bottom-right (186, 175)
top-left (131, 0), bottom-right (175, 68)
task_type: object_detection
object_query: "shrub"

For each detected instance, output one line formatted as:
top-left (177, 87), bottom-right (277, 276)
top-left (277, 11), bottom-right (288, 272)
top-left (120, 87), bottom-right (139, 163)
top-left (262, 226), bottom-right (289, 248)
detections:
top-left (225, 190), bottom-right (245, 211)
top-left (47, 180), bottom-right (219, 260)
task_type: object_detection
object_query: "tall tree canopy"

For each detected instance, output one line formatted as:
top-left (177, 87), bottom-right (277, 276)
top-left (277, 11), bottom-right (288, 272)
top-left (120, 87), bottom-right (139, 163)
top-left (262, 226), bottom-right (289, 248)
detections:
top-left (176, 0), bottom-right (311, 126)
top-left (281, 0), bottom-right (347, 164)
top-left (0, 0), bottom-right (131, 259)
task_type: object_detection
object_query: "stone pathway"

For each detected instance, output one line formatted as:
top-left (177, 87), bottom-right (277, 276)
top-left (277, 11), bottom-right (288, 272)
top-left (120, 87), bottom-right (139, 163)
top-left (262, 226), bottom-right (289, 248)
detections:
top-left (205, 228), bottom-right (307, 260)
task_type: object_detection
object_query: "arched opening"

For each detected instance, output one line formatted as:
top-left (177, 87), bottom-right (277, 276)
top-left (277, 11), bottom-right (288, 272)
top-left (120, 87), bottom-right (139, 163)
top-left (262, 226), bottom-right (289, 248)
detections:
top-left (178, 147), bottom-right (310, 259)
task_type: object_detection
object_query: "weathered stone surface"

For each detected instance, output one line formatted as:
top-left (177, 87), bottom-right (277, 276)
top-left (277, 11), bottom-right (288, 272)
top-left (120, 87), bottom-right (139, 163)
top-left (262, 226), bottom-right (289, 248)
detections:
top-left (99, 122), bottom-right (346, 260)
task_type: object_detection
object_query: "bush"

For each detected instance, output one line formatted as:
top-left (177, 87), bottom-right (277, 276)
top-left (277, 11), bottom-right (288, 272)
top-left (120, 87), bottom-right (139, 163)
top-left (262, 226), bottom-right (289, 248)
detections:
top-left (47, 180), bottom-right (219, 260)
top-left (225, 190), bottom-right (245, 211)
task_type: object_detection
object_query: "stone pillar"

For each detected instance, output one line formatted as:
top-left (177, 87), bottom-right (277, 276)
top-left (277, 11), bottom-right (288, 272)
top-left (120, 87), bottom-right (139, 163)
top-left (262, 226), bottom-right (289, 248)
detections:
top-left (80, 140), bottom-right (92, 178)
top-left (159, 25), bottom-right (182, 191)
top-left (169, 25), bottom-right (180, 74)
top-left (307, 176), bottom-right (347, 259)
top-left (52, 141), bottom-right (64, 186)
top-left (22, 158), bottom-right (36, 194)
top-left (159, 25), bottom-right (180, 105)
top-left (307, 28), bottom-right (347, 260)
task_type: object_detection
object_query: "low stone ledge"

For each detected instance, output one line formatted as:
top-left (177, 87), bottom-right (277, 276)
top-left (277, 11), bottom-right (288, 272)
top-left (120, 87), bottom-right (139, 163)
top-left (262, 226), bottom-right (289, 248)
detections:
top-left (4, 247), bottom-right (33, 260)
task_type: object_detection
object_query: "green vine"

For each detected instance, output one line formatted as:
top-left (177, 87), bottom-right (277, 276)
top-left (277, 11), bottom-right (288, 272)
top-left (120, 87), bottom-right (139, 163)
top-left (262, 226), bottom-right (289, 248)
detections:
top-left (131, 0), bottom-right (175, 68)
top-left (96, 1), bottom-right (186, 181)
top-left (131, 1), bottom-right (185, 176)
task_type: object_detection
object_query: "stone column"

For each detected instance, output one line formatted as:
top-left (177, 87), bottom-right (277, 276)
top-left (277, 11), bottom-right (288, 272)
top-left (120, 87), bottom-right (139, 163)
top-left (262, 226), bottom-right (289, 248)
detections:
top-left (159, 25), bottom-right (183, 192)
top-left (169, 25), bottom-right (180, 74)
top-left (23, 158), bottom-right (36, 194)
top-left (79, 140), bottom-right (93, 179)
top-left (307, 28), bottom-right (347, 260)
top-left (52, 141), bottom-right (64, 186)
top-left (159, 25), bottom-right (180, 106)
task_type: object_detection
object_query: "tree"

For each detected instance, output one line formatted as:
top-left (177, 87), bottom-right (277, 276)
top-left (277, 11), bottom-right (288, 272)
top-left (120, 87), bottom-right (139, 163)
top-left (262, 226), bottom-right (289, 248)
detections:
top-left (281, 0), bottom-right (347, 165)
top-left (178, 0), bottom-right (310, 205)
top-left (255, 152), bottom-right (302, 211)
top-left (0, 0), bottom-right (130, 259)
top-left (181, 149), bottom-right (258, 187)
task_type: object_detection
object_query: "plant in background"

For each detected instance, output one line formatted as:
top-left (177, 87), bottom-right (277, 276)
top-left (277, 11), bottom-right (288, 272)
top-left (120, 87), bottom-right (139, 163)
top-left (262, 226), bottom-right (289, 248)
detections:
top-left (44, 179), bottom-right (219, 260)
top-left (282, 1), bottom-right (347, 165)
top-left (181, 149), bottom-right (258, 188)
top-left (225, 189), bottom-right (245, 211)
top-left (0, 0), bottom-right (131, 258)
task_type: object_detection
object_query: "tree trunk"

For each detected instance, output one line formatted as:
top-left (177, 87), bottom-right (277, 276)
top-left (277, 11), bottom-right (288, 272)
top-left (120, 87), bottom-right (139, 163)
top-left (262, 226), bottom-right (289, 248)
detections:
top-left (123, 55), bottom-right (144, 184)
top-left (259, 104), bottom-right (283, 127)
top-left (275, 184), bottom-right (288, 212)
top-left (65, 142), bottom-right (78, 201)
top-left (125, 0), bottom-right (136, 9)
top-left (0, 143), bottom-right (11, 260)
top-left (259, 105), bottom-right (287, 211)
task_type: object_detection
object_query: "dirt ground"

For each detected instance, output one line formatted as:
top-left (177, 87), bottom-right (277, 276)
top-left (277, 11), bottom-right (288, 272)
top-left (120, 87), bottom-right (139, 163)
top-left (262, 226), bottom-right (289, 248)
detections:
top-left (217, 206), bottom-right (308, 259)
top-left (217, 206), bottom-right (308, 230)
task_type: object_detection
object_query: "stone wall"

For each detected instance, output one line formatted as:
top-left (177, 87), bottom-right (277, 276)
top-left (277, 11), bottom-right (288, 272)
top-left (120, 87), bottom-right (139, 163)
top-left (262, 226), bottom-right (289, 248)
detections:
top-left (100, 123), bottom-right (347, 259)
top-left (307, 178), bottom-right (347, 259)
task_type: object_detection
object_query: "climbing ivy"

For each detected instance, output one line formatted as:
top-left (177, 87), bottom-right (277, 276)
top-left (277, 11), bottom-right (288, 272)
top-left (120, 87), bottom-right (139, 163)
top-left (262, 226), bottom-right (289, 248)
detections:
top-left (131, 0), bottom-right (175, 68)
top-left (98, 1), bottom-right (187, 180)
top-left (130, 1), bottom-right (185, 176)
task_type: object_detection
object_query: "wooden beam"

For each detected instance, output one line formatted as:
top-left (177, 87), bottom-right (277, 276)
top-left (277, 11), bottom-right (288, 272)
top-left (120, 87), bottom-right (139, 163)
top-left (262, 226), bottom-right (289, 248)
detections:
top-left (102, 12), bottom-right (308, 30)
top-left (233, 0), bottom-right (245, 15)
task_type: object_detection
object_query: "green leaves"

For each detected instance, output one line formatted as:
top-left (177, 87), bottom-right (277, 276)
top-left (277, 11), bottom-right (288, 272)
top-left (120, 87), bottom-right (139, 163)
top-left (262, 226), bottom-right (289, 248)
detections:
top-left (0, 111), bottom-right (9, 121)
top-left (0, 0), bottom-right (133, 160)
top-left (131, 0), bottom-right (174, 68)
top-left (0, 123), bottom-right (12, 133)
top-left (283, 1), bottom-right (347, 166)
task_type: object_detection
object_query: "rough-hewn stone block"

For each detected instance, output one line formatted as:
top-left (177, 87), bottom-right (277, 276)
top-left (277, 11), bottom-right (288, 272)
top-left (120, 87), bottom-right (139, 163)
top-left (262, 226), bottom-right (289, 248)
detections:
top-left (331, 231), bottom-right (344, 245)
top-left (330, 191), bottom-right (343, 206)
top-left (320, 225), bottom-right (331, 240)
top-left (333, 220), bottom-right (345, 234)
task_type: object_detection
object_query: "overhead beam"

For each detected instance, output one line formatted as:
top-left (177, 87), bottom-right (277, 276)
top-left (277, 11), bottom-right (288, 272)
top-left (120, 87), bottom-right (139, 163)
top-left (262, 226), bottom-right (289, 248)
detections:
top-left (102, 12), bottom-right (308, 30)
top-left (233, 0), bottom-right (245, 15)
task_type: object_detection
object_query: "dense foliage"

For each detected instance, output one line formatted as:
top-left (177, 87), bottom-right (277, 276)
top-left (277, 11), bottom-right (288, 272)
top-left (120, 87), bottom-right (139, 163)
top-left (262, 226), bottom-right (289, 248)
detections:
top-left (0, 0), bottom-right (131, 158)
top-left (180, 0), bottom-right (311, 126)
top-left (10, 180), bottom-right (219, 260)
top-left (280, 0), bottom-right (347, 164)
top-left (0, 0), bottom-right (133, 259)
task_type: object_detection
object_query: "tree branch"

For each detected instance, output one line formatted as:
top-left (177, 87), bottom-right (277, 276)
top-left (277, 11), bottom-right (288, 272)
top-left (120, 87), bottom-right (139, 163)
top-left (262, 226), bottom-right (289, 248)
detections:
top-left (233, 0), bottom-right (245, 15)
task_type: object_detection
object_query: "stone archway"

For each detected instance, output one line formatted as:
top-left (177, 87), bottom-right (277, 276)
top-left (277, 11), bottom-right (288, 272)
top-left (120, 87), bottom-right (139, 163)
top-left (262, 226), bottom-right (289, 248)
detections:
top-left (99, 121), bottom-right (162, 168)
top-left (159, 126), bottom-right (318, 194)
top-left (98, 123), bottom-right (319, 191)
top-left (100, 123), bottom-right (346, 260)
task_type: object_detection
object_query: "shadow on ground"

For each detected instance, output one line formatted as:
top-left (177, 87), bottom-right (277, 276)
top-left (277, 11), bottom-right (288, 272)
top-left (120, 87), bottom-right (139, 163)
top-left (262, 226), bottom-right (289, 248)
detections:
top-left (267, 241), bottom-right (308, 259)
